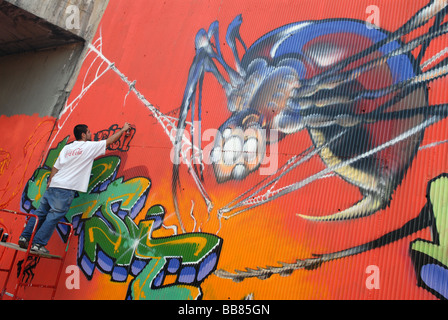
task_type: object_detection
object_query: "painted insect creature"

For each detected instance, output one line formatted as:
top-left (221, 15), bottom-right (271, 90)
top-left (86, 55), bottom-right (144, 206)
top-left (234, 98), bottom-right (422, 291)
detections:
top-left (172, 0), bottom-right (448, 278)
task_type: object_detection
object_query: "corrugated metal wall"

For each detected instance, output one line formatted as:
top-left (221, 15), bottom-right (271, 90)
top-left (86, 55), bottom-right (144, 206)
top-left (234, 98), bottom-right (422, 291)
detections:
top-left (1, 0), bottom-right (447, 300)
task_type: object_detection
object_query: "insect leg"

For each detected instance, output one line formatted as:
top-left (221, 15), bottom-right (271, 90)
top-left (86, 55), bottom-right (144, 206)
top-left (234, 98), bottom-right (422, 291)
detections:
top-left (173, 51), bottom-right (227, 231)
top-left (225, 14), bottom-right (248, 77)
top-left (207, 20), bottom-right (244, 88)
top-left (291, 21), bottom-right (448, 103)
top-left (294, 55), bottom-right (448, 110)
top-left (416, 4), bottom-right (448, 65)
top-left (221, 115), bottom-right (438, 221)
top-left (195, 73), bottom-right (205, 181)
top-left (298, 116), bottom-right (439, 221)
top-left (214, 201), bottom-right (432, 282)
top-left (296, 0), bottom-right (448, 97)
top-left (298, 103), bottom-right (448, 127)
top-left (218, 130), bottom-right (348, 218)
top-left (175, 31), bottom-right (233, 161)
top-left (361, 57), bottom-right (448, 100)
top-left (298, 194), bottom-right (384, 222)
top-left (173, 22), bottom-right (243, 231)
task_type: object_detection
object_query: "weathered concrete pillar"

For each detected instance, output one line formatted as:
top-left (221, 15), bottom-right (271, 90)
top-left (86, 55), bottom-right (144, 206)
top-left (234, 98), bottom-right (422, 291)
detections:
top-left (0, 0), bottom-right (109, 117)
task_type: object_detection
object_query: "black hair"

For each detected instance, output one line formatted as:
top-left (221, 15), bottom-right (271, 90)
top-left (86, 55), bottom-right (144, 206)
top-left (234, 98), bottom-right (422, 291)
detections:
top-left (74, 124), bottom-right (88, 140)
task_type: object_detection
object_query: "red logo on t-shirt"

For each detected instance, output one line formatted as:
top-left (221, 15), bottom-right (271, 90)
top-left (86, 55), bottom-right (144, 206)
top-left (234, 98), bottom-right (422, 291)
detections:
top-left (66, 148), bottom-right (83, 157)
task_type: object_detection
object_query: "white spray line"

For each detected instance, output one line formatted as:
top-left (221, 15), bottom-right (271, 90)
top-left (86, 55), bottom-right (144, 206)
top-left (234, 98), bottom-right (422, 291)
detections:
top-left (87, 43), bottom-right (213, 211)
top-left (46, 39), bottom-right (111, 158)
top-left (220, 116), bottom-right (440, 220)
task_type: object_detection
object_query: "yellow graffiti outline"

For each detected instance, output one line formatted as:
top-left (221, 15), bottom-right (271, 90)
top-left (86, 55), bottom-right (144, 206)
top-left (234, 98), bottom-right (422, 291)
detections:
top-left (132, 257), bottom-right (161, 300)
top-left (88, 162), bottom-right (114, 190)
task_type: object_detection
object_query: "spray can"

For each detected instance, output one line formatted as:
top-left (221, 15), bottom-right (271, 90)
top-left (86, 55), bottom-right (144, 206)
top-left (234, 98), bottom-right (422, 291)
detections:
top-left (1, 232), bottom-right (8, 242)
top-left (125, 124), bottom-right (133, 137)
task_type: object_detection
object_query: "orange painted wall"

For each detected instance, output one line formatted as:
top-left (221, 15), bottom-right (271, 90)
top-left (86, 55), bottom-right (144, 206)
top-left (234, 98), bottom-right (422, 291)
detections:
top-left (1, 0), bottom-right (448, 300)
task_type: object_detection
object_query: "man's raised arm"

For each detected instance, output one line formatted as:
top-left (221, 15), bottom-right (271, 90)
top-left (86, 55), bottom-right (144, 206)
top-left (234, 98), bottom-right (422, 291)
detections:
top-left (106, 122), bottom-right (131, 147)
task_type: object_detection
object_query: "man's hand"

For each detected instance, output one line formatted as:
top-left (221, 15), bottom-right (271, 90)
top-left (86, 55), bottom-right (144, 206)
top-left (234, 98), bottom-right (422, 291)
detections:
top-left (106, 122), bottom-right (133, 147)
top-left (122, 122), bottom-right (131, 133)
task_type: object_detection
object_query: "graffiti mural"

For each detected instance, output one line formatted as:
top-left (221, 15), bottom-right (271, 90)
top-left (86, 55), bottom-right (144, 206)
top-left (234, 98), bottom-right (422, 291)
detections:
top-left (20, 133), bottom-right (222, 300)
top-left (411, 174), bottom-right (448, 300)
top-left (170, 0), bottom-right (448, 299)
top-left (16, 256), bottom-right (40, 284)
top-left (0, 0), bottom-right (447, 300)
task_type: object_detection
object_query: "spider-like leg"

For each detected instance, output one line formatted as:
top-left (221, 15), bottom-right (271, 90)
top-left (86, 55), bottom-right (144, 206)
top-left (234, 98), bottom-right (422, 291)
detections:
top-left (293, 60), bottom-right (448, 110)
top-left (291, 22), bottom-right (448, 108)
top-left (214, 200), bottom-right (433, 282)
top-left (296, 0), bottom-right (448, 97)
top-left (225, 14), bottom-right (247, 77)
top-left (291, 3), bottom-right (448, 222)
top-left (217, 99), bottom-right (448, 221)
top-left (297, 103), bottom-right (448, 222)
top-left (173, 17), bottom-right (246, 232)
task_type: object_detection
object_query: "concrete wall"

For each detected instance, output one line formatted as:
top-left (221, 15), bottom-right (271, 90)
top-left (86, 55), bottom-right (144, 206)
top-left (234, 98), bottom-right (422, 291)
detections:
top-left (0, 44), bottom-right (83, 117)
top-left (6, 0), bottom-right (105, 39)
top-left (0, 0), bottom-right (108, 117)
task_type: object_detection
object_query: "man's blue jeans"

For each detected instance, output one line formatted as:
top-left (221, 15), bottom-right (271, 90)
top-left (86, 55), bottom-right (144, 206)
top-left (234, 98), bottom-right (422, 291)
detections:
top-left (21, 187), bottom-right (76, 246)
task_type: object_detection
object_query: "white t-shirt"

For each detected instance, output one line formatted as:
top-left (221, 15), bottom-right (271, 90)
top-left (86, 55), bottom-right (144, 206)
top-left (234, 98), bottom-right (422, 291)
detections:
top-left (50, 140), bottom-right (107, 193)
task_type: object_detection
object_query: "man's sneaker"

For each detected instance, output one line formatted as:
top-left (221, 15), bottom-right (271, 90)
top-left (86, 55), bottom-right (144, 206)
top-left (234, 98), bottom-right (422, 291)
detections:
top-left (18, 236), bottom-right (29, 249)
top-left (31, 243), bottom-right (50, 254)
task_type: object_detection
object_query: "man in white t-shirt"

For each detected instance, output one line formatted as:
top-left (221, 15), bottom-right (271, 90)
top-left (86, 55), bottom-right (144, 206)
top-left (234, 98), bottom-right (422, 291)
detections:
top-left (19, 122), bottom-right (131, 254)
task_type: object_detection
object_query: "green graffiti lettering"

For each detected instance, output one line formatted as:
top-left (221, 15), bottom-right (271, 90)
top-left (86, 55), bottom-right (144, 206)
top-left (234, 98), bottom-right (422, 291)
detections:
top-left (136, 216), bottom-right (220, 264)
top-left (411, 175), bottom-right (448, 267)
top-left (22, 137), bottom-right (222, 300)
top-left (131, 257), bottom-right (201, 300)
top-left (25, 137), bottom-right (69, 208)
top-left (127, 206), bottom-right (221, 300)
top-left (84, 211), bottom-right (139, 266)
top-left (45, 137), bottom-right (69, 167)
top-left (66, 175), bottom-right (149, 221)
top-left (87, 156), bottom-right (121, 193)
top-left (81, 176), bottom-right (149, 266)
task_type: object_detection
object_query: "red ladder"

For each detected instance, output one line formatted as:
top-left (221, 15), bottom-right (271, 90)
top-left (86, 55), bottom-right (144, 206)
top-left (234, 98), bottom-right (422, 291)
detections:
top-left (0, 209), bottom-right (73, 300)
